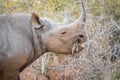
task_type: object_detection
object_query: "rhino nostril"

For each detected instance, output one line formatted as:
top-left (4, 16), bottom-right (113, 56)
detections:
top-left (79, 35), bottom-right (84, 38)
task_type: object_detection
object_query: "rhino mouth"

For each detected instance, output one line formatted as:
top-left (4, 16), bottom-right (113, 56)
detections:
top-left (72, 39), bottom-right (84, 54)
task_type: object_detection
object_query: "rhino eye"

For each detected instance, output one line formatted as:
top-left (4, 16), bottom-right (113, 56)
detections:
top-left (60, 29), bottom-right (67, 36)
top-left (61, 32), bottom-right (66, 35)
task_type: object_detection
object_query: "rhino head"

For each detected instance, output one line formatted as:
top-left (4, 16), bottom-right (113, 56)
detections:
top-left (31, 2), bottom-right (86, 54)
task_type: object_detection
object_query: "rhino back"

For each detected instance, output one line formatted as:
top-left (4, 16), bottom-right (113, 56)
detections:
top-left (0, 14), bottom-right (34, 70)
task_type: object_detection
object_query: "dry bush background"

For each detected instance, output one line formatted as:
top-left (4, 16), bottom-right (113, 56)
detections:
top-left (0, 0), bottom-right (120, 80)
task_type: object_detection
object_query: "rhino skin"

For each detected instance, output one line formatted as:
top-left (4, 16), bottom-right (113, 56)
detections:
top-left (0, 1), bottom-right (86, 80)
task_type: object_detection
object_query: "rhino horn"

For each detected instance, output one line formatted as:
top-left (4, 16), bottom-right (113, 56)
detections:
top-left (63, 11), bottom-right (73, 24)
top-left (76, 0), bottom-right (86, 26)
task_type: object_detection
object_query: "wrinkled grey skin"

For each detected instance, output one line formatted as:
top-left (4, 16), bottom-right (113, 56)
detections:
top-left (0, 2), bottom-right (86, 80)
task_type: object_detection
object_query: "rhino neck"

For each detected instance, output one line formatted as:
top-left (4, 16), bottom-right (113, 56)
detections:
top-left (32, 28), bottom-right (46, 60)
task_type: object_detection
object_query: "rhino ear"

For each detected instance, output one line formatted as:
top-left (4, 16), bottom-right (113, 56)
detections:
top-left (31, 13), bottom-right (41, 28)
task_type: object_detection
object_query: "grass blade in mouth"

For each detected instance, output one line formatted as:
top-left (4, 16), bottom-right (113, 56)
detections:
top-left (72, 41), bottom-right (79, 54)
top-left (72, 42), bottom-right (76, 54)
